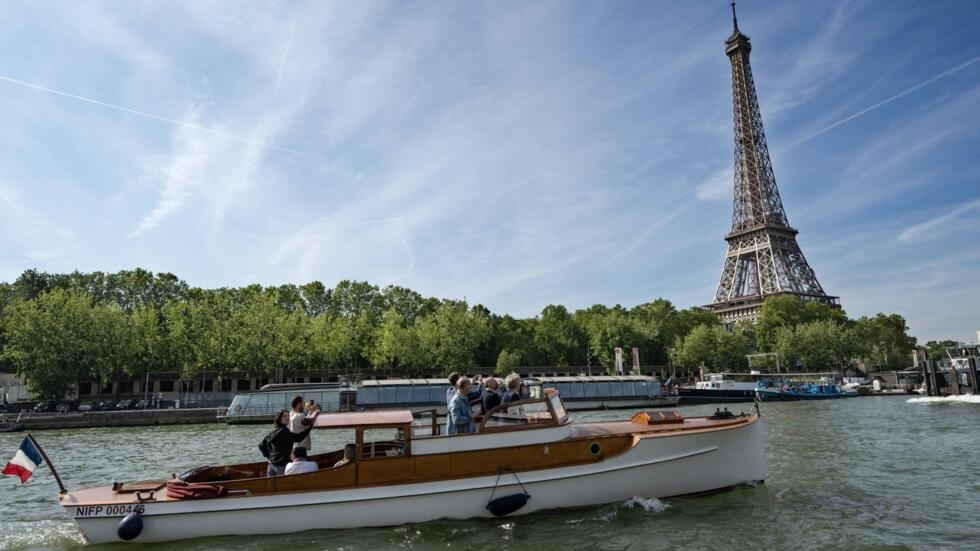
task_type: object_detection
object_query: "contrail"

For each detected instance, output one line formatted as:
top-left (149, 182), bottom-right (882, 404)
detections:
top-left (0, 74), bottom-right (310, 157)
top-left (791, 54), bottom-right (980, 146)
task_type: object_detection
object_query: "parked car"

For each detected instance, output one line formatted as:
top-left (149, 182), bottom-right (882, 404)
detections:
top-left (116, 399), bottom-right (135, 410)
top-left (56, 403), bottom-right (70, 413)
top-left (78, 401), bottom-right (96, 412)
top-left (134, 399), bottom-right (148, 410)
top-left (97, 400), bottom-right (116, 411)
top-left (33, 402), bottom-right (57, 413)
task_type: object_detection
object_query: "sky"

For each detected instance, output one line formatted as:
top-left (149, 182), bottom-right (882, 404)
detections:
top-left (1, 0), bottom-right (978, 344)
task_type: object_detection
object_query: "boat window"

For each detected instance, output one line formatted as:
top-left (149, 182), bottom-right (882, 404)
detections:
top-left (610, 382), bottom-right (625, 397)
top-left (228, 394), bottom-right (250, 415)
top-left (596, 381), bottom-right (612, 397)
top-left (396, 385), bottom-right (413, 404)
top-left (379, 386), bottom-right (398, 404)
top-left (359, 427), bottom-right (405, 459)
top-left (430, 386), bottom-right (445, 403)
top-left (359, 386), bottom-right (379, 406)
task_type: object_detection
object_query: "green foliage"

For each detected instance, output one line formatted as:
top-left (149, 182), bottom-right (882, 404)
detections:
top-left (0, 268), bottom-right (937, 400)
top-left (2, 289), bottom-right (105, 400)
top-left (495, 349), bottom-right (522, 374)
top-left (673, 324), bottom-right (749, 372)
top-left (756, 295), bottom-right (847, 351)
top-left (852, 314), bottom-right (917, 371)
top-left (923, 340), bottom-right (958, 362)
top-left (534, 305), bottom-right (586, 367)
top-left (775, 320), bottom-right (857, 371)
top-left (416, 300), bottom-right (490, 372)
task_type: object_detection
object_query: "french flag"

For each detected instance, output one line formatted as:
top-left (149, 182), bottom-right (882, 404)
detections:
top-left (2, 437), bottom-right (45, 483)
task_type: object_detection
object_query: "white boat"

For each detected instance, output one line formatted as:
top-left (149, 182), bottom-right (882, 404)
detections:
top-left (840, 377), bottom-right (867, 397)
top-left (60, 391), bottom-right (765, 544)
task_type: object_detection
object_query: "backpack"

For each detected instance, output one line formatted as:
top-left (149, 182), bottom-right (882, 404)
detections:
top-left (258, 431), bottom-right (273, 458)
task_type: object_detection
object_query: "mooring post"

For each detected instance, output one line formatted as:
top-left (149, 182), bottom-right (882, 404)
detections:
top-left (924, 360), bottom-right (937, 396)
top-left (966, 357), bottom-right (979, 393)
top-left (949, 362), bottom-right (962, 395)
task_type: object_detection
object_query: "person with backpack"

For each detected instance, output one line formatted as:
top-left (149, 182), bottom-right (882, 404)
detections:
top-left (259, 409), bottom-right (318, 476)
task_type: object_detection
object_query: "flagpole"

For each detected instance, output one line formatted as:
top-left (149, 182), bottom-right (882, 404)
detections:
top-left (26, 432), bottom-right (68, 495)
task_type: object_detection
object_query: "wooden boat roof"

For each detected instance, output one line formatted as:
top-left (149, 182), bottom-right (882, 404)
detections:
top-left (313, 409), bottom-right (414, 428)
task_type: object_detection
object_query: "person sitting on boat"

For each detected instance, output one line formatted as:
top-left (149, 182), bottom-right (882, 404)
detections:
top-left (288, 396), bottom-right (314, 451)
top-left (260, 409), bottom-right (318, 476)
top-left (501, 373), bottom-right (524, 405)
top-left (481, 377), bottom-right (502, 413)
top-left (284, 446), bottom-right (318, 475)
top-left (447, 377), bottom-right (478, 434)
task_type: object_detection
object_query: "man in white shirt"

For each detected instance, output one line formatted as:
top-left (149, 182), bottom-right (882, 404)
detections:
top-left (288, 395), bottom-right (312, 451)
top-left (284, 446), bottom-right (318, 475)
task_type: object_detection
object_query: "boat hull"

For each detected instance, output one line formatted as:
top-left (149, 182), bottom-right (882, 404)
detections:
top-left (65, 416), bottom-right (765, 544)
top-left (755, 390), bottom-right (846, 401)
top-left (677, 389), bottom-right (757, 405)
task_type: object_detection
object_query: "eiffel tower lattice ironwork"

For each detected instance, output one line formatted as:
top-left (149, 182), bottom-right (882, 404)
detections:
top-left (709, 3), bottom-right (839, 323)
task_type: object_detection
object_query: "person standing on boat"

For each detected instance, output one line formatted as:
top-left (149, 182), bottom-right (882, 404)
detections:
top-left (260, 409), bottom-right (318, 476)
top-left (447, 377), bottom-right (477, 434)
top-left (481, 377), bottom-right (502, 413)
top-left (446, 372), bottom-right (484, 406)
top-left (288, 396), bottom-right (313, 451)
top-left (501, 373), bottom-right (523, 404)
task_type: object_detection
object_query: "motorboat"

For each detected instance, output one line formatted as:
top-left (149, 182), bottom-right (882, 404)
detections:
top-left (755, 380), bottom-right (847, 401)
top-left (677, 372), bottom-right (764, 404)
top-left (59, 390), bottom-right (766, 544)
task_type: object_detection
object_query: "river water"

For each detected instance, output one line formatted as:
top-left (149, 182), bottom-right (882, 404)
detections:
top-left (1, 396), bottom-right (978, 550)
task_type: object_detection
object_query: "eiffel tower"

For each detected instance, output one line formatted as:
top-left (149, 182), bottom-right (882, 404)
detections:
top-left (709, 3), bottom-right (839, 324)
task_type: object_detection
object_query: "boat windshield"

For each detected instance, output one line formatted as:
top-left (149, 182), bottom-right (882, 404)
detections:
top-left (549, 392), bottom-right (568, 423)
top-left (482, 398), bottom-right (556, 430)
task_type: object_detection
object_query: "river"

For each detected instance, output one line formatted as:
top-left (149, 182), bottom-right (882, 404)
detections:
top-left (1, 395), bottom-right (978, 550)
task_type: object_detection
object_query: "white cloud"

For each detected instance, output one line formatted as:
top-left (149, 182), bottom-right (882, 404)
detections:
top-left (899, 198), bottom-right (980, 242)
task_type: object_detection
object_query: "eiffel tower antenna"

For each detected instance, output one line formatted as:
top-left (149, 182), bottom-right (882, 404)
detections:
top-left (709, 5), bottom-right (839, 323)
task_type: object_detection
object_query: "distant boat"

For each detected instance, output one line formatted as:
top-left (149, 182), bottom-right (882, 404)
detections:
top-left (755, 379), bottom-right (847, 401)
top-left (220, 376), bottom-right (678, 424)
top-left (677, 372), bottom-right (768, 405)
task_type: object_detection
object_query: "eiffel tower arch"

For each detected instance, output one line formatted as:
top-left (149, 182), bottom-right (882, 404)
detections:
top-left (709, 3), bottom-right (839, 324)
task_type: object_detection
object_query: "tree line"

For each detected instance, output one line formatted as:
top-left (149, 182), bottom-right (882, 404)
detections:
top-left (0, 269), bottom-right (927, 401)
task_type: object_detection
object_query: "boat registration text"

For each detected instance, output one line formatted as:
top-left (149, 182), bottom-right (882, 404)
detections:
top-left (74, 504), bottom-right (144, 518)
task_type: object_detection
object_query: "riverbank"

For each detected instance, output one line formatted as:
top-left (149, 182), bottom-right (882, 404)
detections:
top-left (2, 408), bottom-right (220, 431)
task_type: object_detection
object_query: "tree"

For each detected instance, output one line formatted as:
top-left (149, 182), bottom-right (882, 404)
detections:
top-left (676, 307), bottom-right (720, 337)
top-left (853, 314), bottom-right (917, 371)
top-left (416, 300), bottom-right (490, 372)
top-left (924, 339), bottom-right (958, 363)
top-left (368, 310), bottom-right (420, 374)
top-left (534, 305), bottom-right (586, 367)
top-left (756, 295), bottom-right (847, 351)
top-left (2, 289), bottom-right (97, 400)
top-left (574, 305), bottom-right (643, 371)
top-left (495, 349), bottom-right (522, 374)
top-left (674, 324), bottom-right (749, 373)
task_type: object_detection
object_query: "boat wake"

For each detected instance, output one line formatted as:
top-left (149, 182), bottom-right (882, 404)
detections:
top-left (622, 496), bottom-right (670, 513)
top-left (907, 394), bottom-right (980, 404)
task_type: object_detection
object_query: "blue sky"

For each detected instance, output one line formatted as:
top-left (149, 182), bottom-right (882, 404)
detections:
top-left (1, 1), bottom-right (978, 344)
